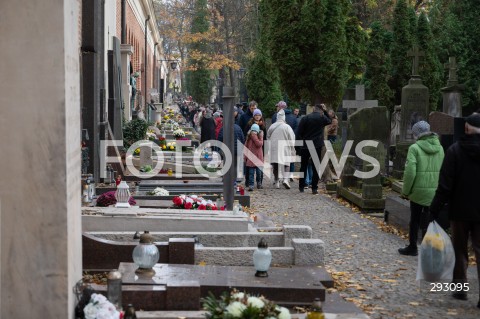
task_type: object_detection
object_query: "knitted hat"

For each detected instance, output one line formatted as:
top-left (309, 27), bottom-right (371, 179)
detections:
top-left (213, 112), bottom-right (221, 118)
top-left (466, 113), bottom-right (480, 128)
top-left (250, 124), bottom-right (260, 133)
top-left (253, 109), bottom-right (262, 116)
top-left (411, 121), bottom-right (430, 138)
top-left (277, 109), bottom-right (286, 122)
top-left (276, 101), bottom-right (287, 109)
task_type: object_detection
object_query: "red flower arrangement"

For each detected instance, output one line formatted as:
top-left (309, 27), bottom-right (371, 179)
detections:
top-left (172, 195), bottom-right (223, 210)
top-left (96, 191), bottom-right (136, 207)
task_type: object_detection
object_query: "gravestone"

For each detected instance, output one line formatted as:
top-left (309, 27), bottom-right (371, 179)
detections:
top-left (390, 105), bottom-right (401, 146)
top-left (394, 46), bottom-right (429, 179)
top-left (429, 111), bottom-right (454, 135)
top-left (441, 57), bottom-right (464, 117)
top-left (346, 106), bottom-right (390, 171)
top-left (429, 111), bottom-right (455, 151)
top-left (139, 142), bottom-right (153, 168)
top-left (399, 46), bottom-right (429, 143)
top-left (342, 85), bottom-right (378, 115)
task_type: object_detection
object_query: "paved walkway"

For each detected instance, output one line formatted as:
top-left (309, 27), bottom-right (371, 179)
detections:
top-left (249, 179), bottom-right (479, 319)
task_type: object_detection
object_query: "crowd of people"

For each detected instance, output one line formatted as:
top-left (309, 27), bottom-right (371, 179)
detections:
top-left (180, 96), bottom-right (480, 306)
top-left (180, 99), bottom-right (338, 193)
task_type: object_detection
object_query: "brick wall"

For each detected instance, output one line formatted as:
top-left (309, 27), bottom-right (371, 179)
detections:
top-left (120, 0), bottom-right (155, 95)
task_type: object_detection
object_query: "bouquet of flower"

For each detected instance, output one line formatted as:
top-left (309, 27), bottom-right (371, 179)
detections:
top-left (172, 195), bottom-right (222, 210)
top-left (83, 293), bottom-right (121, 319)
top-left (173, 128), bottom-right (186, 138)
top-left (96, 191), bottom-right (136, 207)
top-left (147, 187), bottom-right (170, 196)
top-left (203, 290), bottom-right (291, 319)
top-left (158, 136), bottom-right (167, 147)
top-left (167, 119), bottom-right (180, 131)
top-left (162, 141), bottom-right (176, 151)
top-left (146, 130), bottom-right (157, 141)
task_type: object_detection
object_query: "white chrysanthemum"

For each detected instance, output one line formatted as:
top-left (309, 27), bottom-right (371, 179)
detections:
top-left (83, 303), bottom-right (98, 319)
top-left (190, 195), bottom-right (198, 199)
top-left (91, 293), bottom-right (107, 304)
top-left (225, 301), bottom-right (246, 317)
top-left (232, 292), bottom-right (245, 300)
top-left (277, 306), bottom-right (291, 319)
top-left (186, 197), bottom-right (194, 204)
top-left (247, 296), bottom-right (265, 308)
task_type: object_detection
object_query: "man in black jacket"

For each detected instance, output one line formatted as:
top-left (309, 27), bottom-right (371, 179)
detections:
top-left (430, 113), bottom-right (480, 306)
top-left (238, 100), bottom-right (257, 136)
top-left (296, 104), bottom-right (332, 194)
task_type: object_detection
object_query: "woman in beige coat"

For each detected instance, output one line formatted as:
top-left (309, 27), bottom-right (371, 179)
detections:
top-left (267, 110), bottom-right (296, 189)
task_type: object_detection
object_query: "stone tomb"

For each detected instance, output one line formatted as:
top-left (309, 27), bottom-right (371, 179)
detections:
top-left (91, 262), bottom-right (333, 310)
top-left (134, 192), bottom-right (250, 208)
top-left (82, 207), bottom-right (250, 232)
top-left (337, 156), bottom-right (385, 212)
top-left (138, 179), bottom-right (224, 193)
top-left (84, 224), bottom-right (324, 268)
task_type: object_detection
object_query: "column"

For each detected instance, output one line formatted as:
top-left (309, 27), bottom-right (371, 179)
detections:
top-left (0, 0), bottom-right (82, 317)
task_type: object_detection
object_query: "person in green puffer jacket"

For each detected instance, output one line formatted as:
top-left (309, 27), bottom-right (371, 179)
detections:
top-left (398, 121), bottom-right (445, 256)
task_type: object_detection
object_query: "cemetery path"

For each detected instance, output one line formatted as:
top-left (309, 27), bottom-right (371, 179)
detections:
top-left (250, 181), bottom-right (479, 319)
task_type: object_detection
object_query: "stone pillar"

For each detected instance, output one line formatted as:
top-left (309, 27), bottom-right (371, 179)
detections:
top-left (442, 89), bottom-right (463, 117)
top-left (0, 0), bottom-right (82, 317)
top-left (399, 76), bottom-right (429, 143)
top-left (121, 44), bottom-right (134, 120)
top-left (222, 87), bottom-right (235, 210)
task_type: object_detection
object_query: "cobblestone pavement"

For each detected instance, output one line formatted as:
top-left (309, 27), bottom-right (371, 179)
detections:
top-left (249, 179), bottom-right (479, 319)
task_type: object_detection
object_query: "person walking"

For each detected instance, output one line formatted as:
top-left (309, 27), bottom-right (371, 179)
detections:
top-left (244, 124), bottom-right (264, 191)
top-left (398, 121), bottom-right (445, 256)
top-left (272, 101), bottom-right (298, 180)
top-left (245, 109), bottom-right (267, 188)
top-left (238, 100), bottom-right (257, 136)
top-left (200, 109), bottom-right (216, 144)
top-left (267, 109), bottom-right (296, 189)
top-left (297, 104), bottom-right (331, 194)
top-left (429, 113), bottom-right (480, 305)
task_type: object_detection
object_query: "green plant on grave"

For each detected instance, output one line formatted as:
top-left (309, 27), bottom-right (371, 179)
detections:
top-left (140, 165), bottom-right (153, 173)
top-left (123, 118), bottom-right (151, 149)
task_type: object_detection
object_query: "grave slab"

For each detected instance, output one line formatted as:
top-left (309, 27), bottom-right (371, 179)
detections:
top-left (82, 207), bottom-right (249, 232)
top-left (119, 262), bottom-right (331, 304)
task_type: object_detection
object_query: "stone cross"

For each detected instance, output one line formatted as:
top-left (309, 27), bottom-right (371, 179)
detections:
top-left (408, 45), bottom-right (425, 76)
top-left (342, 85), bottom-right (378, 113)
top-left (444, 56), bottom-right (458, 86)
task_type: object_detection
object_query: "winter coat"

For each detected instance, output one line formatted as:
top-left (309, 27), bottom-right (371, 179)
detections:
top-left (296, 111), bottom-right (332, 150)
top-left (200, 117), bottom-right (216, 143)
top-left (272, 108), bottom-right (298, 134)
top-left (267, 121), bottom-right (296, 165)
top-left (402, 133), bottom-right (445, 206)
top-left (218, 124), bottom-right (245, 157)
top-left (214, 117), bottom-right (223, 139)
top-left (238, 109), bottom-right (254, 136)
top-left (430, 134), bottom-right (480, 222)
top-left (244, 131), bottom-right (264, 167)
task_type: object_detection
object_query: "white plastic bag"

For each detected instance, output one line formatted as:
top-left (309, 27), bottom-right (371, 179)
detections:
top-left (416, 221), bottom-right (455, 282)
